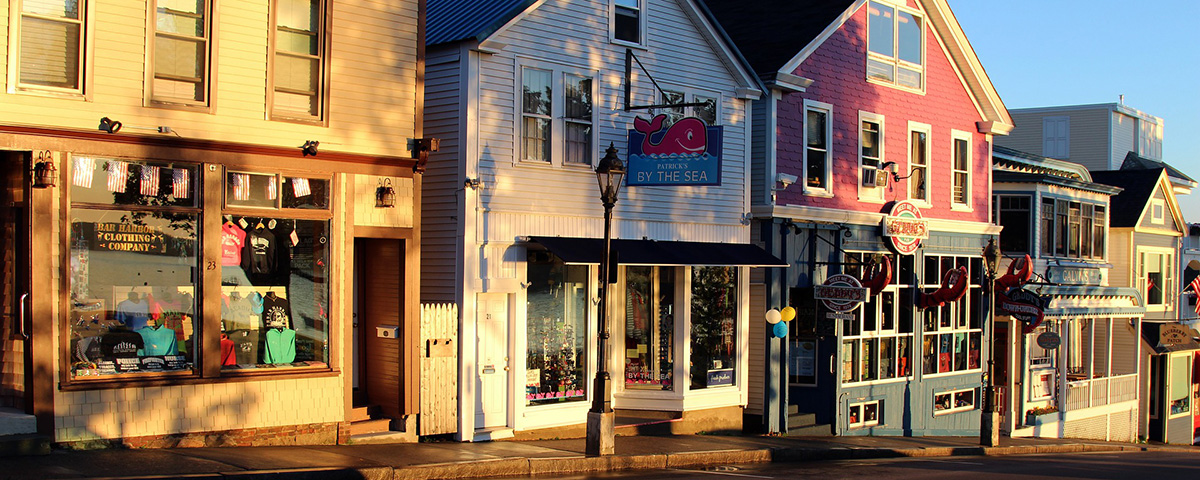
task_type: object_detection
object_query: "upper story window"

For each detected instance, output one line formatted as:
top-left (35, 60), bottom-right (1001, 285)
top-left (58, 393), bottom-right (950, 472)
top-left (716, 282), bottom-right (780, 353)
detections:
top-left (520, 65), bottom-right (595, 167)
top-left (271, 0), bottom-right (327, 121)
top-left (908, 122), bottom-right (930, 204)
top-left (1139, 248), bottom-right (1173, 309)
top-left (612, 0), bottom-right (644, 46)
top-left (1041, 197), bottom-right (1106, 260)
top-left (866, 1), bottom-right (923, 90)
top-left (804, 100), bottom-right (833, 194)
top-left (950, 131), bottom-right (971, 208)
top-left (995, 195), bottom-right (1031, 254)
top-left (657, 89), bottom-right (718, 126)
top-left (14, 0), bottom-right (87, 94)
top-left (1151, 199), bottom-right (1166, 225)
top-left (858, 112), bottom-right (886, 201)
top-left (1042, 116), bottom-right (1069, 159)
top-left (1138, 119), bottom-right (1163, 160)
top-left (151, 0), bottom-right (212, 107)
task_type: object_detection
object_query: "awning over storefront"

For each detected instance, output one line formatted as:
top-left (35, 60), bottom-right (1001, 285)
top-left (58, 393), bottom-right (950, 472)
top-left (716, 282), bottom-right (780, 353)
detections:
top-left (528, 236), bottom-right (787, 267)
top-left (1037, 285), bottom-right (1146, 318)
top-left (1141, 322), bottom-right (1200, 354)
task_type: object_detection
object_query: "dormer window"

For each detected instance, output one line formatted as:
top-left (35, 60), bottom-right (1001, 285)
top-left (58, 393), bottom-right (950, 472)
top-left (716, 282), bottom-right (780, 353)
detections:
top-left (612, 0), bottom-right (643, 46)
top-left (866, 1), bottom-right (923, 90)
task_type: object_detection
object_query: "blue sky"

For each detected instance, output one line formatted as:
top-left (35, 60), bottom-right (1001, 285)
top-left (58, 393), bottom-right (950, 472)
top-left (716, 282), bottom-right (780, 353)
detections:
top-left (949, 1), bottom-right (1200, 223)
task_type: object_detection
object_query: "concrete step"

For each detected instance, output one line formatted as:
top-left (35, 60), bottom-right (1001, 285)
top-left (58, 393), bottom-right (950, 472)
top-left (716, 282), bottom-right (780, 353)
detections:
top-left (788, 423), bottom-right (833, 437)
top-left (788, 412), bottom-right (817, 428)
top-left (349, 418), bottom-right (392, 436)
top-left (349, 405), bottom-right (378, 423)
top-left (0, 434), bottom-right (51, 456)
top-left (349, 430), bottom-right (417, 445)
top-left (0, 408), bottom-right (36, 436)
top-left (787, 404), bottom-right (800, 416)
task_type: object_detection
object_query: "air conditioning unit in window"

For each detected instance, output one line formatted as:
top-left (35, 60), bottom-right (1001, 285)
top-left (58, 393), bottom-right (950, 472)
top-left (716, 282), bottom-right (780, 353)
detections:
top-left (862, 168), bottom-right (887, 187)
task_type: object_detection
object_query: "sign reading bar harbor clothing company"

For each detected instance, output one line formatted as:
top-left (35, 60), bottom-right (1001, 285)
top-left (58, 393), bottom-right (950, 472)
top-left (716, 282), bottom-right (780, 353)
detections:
top-left (882, 201), bottom-right (928, 255)
top-left (627, 114), bottom-right (723, 186)
top-left (815, 274), bottom-right (867, 313)
top-left (88, 222), bottom-right (167, 254)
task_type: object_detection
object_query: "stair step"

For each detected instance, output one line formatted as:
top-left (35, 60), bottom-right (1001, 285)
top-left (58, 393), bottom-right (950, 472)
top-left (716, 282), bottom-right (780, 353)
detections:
top-left (787, 423), bottom-right (833, 437)
top-left (349, 418), bottom-right (392, 436)
top-left (787, 404), bottom-right (799, 415)
top-left (788, 412), bottom-right (817, 428)
top-left (349, 430), bottom-right (416, 445)
top-left (0, 434), bottom-right (51, 456)
top-left (350, 406), bottom-right (376, 423)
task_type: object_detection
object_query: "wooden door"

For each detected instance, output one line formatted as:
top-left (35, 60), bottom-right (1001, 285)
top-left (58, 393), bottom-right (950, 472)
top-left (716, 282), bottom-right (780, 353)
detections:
top-left (475, 293), bottom-right (509, 428)
top-left (0, 153), bottom-right (29, 411)
top-left (357, 238), bottom-right (405, 418)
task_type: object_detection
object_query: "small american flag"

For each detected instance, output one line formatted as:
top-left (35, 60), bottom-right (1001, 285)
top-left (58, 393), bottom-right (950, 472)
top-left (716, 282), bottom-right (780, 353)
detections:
top-left (140, 165), bottom-right (160, 196)
top-left (267, 179), bottom-right (277, 200)
top-left (107, 161), bottom-right (129, 192)
top-left (172, 168), bottom-right (190, 199)
top-left (291, 178), bottom-right (311, 197)
top-left (232, 173), bottom-right (251, 201)
top-left (73, 157), bottom-right (95, 188)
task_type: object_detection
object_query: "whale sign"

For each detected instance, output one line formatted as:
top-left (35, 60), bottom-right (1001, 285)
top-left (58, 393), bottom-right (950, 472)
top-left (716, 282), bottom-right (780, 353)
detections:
top-left (627, 114), bottom-right (723, 186)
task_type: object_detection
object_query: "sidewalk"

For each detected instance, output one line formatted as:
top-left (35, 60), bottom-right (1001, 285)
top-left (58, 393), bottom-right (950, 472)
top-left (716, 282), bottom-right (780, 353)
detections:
top-left (0, 434), bottom-right (1177, 480)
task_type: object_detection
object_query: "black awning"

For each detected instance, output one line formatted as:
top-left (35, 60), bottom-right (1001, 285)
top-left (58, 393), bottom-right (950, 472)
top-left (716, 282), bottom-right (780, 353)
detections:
top-left (529, 236), bottom-right (787, 267)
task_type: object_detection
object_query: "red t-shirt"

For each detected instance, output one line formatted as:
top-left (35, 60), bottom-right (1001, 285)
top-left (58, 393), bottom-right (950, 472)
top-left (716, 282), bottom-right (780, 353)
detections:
top-left (221, 222), bottom-right (246, 266)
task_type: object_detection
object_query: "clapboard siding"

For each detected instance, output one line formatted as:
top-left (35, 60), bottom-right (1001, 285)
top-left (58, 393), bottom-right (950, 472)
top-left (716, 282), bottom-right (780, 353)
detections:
top-left (1064, 107), bottom-right (1111, 170)
top-left (0, 0), bottom-right (419, 155)
top-left (751, 96), bottom-right (770, 207)
top-left (746, 283), bottom-right (766, 416)
top-left (1111, 112), bottom-right (1136, 165)
top-left (420, 48), bottom-right (466, 304)
top-left (1108, 230), bottom-right (1133, 287)
top-left (996, 111), bottom-right (1043, 157)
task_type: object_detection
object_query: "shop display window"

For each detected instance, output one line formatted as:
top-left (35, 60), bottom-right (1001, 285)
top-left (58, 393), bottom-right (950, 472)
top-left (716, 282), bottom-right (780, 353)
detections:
top-left (1169, 355), bottom-right (1190, 417)
top-left (625, 266), bottom-right (674, 390)
top-left (68, 157), bottom-right (200, 379)
top-left (689, 266), bottom-right (737, 389)
top-left (525, 251), bottom-right (588, 405)
top-left (841, 253), bottom-right (910, 385)
top-left (920, 254), bottom-right (982, 376)
top-left (848, 400), bottom-right (880, 428)
top-left (933, 388), bottom-right (976, 415)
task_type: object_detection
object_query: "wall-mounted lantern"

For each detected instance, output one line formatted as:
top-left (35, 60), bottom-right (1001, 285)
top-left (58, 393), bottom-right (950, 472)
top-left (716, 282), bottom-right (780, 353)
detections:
top-left (375, 178), bottom-right (396, 208)
top-left (32, 151), bottom-right (56, 189)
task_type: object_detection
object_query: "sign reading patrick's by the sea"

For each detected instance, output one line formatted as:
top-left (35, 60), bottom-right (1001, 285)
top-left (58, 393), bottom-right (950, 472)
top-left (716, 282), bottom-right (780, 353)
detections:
top-left (627, 114), bottom-right (722, 186)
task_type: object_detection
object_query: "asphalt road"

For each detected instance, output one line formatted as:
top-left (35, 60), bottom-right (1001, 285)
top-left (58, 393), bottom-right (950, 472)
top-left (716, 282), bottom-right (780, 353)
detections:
top-left (540, 450), bottom-right (1200, 479)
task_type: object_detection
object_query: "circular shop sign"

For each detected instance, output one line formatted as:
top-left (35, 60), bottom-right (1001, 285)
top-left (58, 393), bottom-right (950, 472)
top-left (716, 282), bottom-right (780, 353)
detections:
top-left (817, 274), bottom-right (867, 313)
top-left (1037, 331), bottom-right (1061, 350)
top-left (882, 201), bottom-right (929, 256)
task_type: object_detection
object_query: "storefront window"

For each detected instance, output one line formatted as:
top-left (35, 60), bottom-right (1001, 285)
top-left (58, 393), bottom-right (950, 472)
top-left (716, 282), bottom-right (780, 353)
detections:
top-left (68, 157), bottom-right (200, 379)
top-left (690, 266), bottom-right (737, 389)
top-left (842, 253), bottom-right (910, 385)
top-left (625, 266), bottom-right (674, 390)
top-left (1170, 355), bottom-right (1190, 416)
top-left (525, 252), bottom-right (588, 405)
top-left (920, 254), bottom-right (982, 375)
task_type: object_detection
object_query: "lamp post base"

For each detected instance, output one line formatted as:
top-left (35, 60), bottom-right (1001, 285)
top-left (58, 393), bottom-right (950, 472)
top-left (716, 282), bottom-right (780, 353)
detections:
top-left (980, 409), bottom-right (1000, 447)
top-left (585, 410), bottom-right (615, 456)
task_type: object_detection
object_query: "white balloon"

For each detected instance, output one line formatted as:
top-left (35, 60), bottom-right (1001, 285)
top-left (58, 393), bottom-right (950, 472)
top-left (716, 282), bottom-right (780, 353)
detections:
top-left (765, 308), bottom-right (782, 324)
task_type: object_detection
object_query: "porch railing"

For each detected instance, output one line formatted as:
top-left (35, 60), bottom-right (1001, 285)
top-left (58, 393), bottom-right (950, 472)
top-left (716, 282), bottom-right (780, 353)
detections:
top-left (1065, 373), bottom-right (1137, 411)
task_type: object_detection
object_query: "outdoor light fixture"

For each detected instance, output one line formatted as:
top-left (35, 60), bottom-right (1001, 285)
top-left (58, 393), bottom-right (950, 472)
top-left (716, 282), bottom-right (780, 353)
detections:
top-left (980, 237), bottom-right (1001, 447)
top-left (300, 140), bottom-right (320, 157)
top-left (98, 117), bottom-right (122, 134)
top-left (31, 150), bottom-right (56, 189)
top-left (375, 178), bottom-right (396, 208)
top-left (587, 143), bottom-right (625, 457)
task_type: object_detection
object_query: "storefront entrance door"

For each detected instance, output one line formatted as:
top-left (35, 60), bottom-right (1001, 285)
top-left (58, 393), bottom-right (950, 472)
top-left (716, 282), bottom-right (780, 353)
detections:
top-left (0, 152), bottom-right (31, 414)
top-left (355, 238), bottom-right (405, 418)
top-left (476, 293), bottom-right (509, 429)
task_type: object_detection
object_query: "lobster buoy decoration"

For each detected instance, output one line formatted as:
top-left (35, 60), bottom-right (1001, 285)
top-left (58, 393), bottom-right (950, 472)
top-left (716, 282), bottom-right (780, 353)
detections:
top-left (994, 254), bottom-right (1032, 293)
top-left (859, 255), bottom-right (892, 296)
top-left (917, 266), bottom-right (969, 309)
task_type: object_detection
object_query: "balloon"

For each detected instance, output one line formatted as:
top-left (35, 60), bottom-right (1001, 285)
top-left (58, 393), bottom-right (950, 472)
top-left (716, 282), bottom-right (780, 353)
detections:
top-left (773, 321), bottom-right (789, 338)
top-left (765, 308), bottom-right (782, 324)
top-left (780, 306), bottom-right (796, 322)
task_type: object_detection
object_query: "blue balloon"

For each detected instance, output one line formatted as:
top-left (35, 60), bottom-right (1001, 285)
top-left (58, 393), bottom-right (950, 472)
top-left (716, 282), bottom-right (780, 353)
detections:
top-left (773, 322), bottom-right (789, 338)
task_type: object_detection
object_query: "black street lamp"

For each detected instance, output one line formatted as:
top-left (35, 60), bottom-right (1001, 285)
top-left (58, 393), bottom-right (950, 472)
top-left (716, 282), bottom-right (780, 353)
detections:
top-left (981, 238), bottom-right (1002, 447)
top-left (587, 143), bottom-right (625, 456)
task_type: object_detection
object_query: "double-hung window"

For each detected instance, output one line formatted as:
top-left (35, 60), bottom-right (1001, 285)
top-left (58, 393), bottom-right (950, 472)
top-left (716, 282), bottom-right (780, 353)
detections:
top-left (1139, 248), bottom-right (1173, 310)
top-left (14, 0), bottom-right (88, 94)
top-left (804, 100), bottom-right (832, 194)
top-left (520, 65), bottom-right (596, 167)
top-left (866, 0), bottom-right (923, 90)
top-left (271, 0), bottom-right (327, 121)
top-left (994, 195), bottom-right (1031, 254)
top-left (950, 130), bottom-right (971, 208)
top-left (1040, 197), bottom-right (1106, 261)
top-left (907, 122), bottom-right (930, 204)
top-left (151, 0), bottom-right (212, 106)
top-left (858, 112), bottom-right (885, 201)
top-left (612, 0), bottom-right (644, 46)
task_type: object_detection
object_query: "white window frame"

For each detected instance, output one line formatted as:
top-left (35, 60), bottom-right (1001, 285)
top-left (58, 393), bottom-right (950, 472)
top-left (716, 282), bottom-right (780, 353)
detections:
top-left (858, 111), bottom-right (886, 203)
top-left (9, 0), bottom-right (94, 98)
top-left (802, 99), bottom-right (833, 197)
top-left (1042, 116), bottom-right (1069, 159)
top-left (907, 121), bottom-right (931, 206)
top-left (932, 388), bottom-right (976, 416)
top-left (1151, 199), bottom-right (1165, 225)
top-left (147, 0), bottom-right (215, 109)
top-left (865, 0), bottom-right (925, 93)
top-left (1138, 246), bottom-right (1174, 311)
top-left (610, 0), bottom-right (646, 48)
top-left (950, 129), bottom-right (972, 211)
top-left (1138, 119), bottom-right (1163, 160)
top-left (515, 61), bottom-right (599, 170)
top-left (269, 0), bottom-right (330, 123)
top-left (848, 400), bottom-right (881, 428)
top-left (655, 86), bottom-right (721, 126)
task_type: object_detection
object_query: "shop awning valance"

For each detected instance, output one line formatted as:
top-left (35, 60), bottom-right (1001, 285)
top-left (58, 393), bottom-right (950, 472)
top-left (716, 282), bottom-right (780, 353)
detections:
top-left (528, 236), bottom-right (787, 267)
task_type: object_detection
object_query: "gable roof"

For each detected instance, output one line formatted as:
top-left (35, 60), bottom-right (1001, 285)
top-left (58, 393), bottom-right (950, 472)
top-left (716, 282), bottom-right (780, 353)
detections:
top-left (1090, 168), bottom-right (1177, 228)
top-left (1120, 151), bottom-right (1197, 187)
top-left (703, 0), bottom-right (1013, 133)
top-left (426, 0), bottom-right (537, 47)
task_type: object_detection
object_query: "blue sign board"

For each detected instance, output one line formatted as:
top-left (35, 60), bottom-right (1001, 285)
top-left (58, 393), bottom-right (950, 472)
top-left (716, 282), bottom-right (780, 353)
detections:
top-left (706, 368), bottom-right (734, 387)
top-left (627, 114), bottom-right (722, 186)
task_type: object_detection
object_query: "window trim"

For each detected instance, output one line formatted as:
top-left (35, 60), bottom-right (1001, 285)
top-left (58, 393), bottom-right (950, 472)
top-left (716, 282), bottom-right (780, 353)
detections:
top-left (932, 387), bottom-right (976, 416)
top-left (1138, 246), bottom-right (1174, 311)
top-left (949, 129), bottom-right (971, 211)
top-left (802, 99), bottom-right (833, 197)
top-left (609, 0), bottom-right (646, 48)
top-left (857, 111), bottom-right (886, 203)
top-left (1042, 116), bottom-right (1070, 159)
top-left (145, 0), bottom-right (218, 111)
top-left (515, 61), bottom-right (599, 170)
top-left (268, 0), bottom-right (331, 124)
top-left (848, 400), bottom-right (881, 428)
top-left (864, 0), bottom-right (926, 93)
top-left (9, 0), bottom-right (95, 98)
top-left (1150, 199), bottom-right (1166, 225)
top-left (994, 194), bottom-right (1032, 255)
top-left (906, 121), bottom-right (931, 206)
